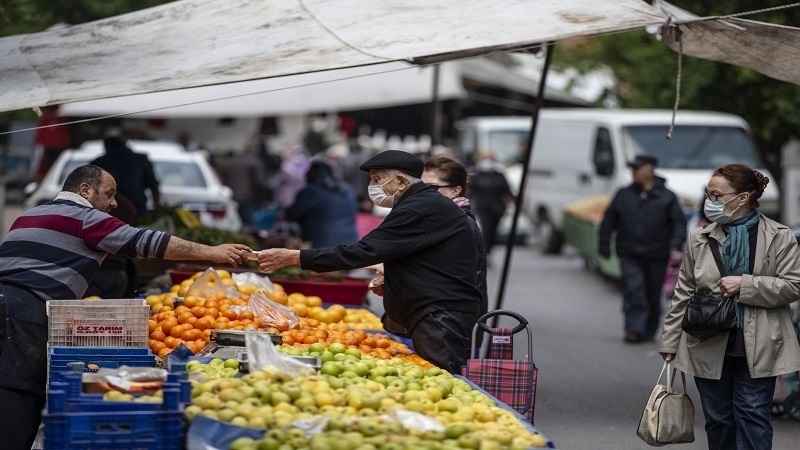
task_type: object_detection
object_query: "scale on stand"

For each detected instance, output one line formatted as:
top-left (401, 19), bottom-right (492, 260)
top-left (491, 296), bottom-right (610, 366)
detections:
top-left (198, 330), bottom-right (320, 372)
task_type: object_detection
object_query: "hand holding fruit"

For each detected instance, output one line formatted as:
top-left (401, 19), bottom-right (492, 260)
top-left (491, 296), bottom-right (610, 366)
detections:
top-left (207, 243), bottom-right (253, 267)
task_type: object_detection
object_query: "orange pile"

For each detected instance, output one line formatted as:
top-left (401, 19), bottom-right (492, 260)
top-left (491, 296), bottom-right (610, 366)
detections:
top-left (279, 319), bottom-right (415, 360)
top-left (148, 292), bottom-right (272, 357)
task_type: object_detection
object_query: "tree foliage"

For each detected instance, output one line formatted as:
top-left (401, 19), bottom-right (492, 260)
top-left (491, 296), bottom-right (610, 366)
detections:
top-left (552, 0), bottom-right (800, 158)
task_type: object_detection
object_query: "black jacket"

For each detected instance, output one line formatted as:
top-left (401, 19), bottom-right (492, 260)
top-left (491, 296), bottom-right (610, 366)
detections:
top-left (461, 202), bottom-right (488, 318)
top-left (300, 182), bottom-right (482, 331)
top-left (598, 178), bottom-right (686, 260)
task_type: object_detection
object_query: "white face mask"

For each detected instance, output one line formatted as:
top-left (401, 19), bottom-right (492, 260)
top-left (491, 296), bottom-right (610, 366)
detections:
top-left (368, 176), bottom-right (397, 208)
top-left (476, 160), bottom-right (495, 171)
top-left (704, 193), bottom-right (742, 224)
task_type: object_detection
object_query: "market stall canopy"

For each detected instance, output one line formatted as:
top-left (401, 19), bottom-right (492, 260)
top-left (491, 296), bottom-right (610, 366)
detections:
top-left (57, 58), bottom-right (585, 118)
top-left (0, 0), bottom-right (665, 114)
top-left (656, 0), bottom-right (800, 86)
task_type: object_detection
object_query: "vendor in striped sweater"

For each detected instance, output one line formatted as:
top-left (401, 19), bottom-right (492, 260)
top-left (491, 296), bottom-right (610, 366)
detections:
top-left (0, 165), bottom-right (252, 449)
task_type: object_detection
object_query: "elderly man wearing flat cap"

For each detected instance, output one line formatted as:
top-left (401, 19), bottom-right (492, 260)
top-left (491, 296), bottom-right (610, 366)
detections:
top-left (599, 155), bottom-right (686, 343)
top-left (258, 150), bottom-right (482, 372)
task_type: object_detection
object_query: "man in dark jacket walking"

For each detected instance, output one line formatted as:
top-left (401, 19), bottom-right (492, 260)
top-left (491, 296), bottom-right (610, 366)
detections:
top-left (599, 155), bottom-right (686, 343)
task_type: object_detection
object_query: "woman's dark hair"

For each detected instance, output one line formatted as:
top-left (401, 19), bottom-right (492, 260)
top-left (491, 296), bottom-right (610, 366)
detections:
top-left (62, 165), bottom-right (105, 193)
top-left (424, 154), bottom-right (469, 195)
top-left (713, 164), bottom-right (769, 209)
top-left (306, 160), bottom-right (342, 193)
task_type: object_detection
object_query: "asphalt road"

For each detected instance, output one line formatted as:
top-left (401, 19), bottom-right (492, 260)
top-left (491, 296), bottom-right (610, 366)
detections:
top-left (486, 245), bottom-right (800, 449)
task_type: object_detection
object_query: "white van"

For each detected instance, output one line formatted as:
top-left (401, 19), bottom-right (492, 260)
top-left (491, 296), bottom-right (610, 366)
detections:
top-left (455, 109), bottom-right (780, 253)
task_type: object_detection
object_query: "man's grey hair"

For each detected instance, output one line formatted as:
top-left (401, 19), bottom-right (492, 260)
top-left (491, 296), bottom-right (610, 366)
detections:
top-left (382, 168), bottom-right (422, 185)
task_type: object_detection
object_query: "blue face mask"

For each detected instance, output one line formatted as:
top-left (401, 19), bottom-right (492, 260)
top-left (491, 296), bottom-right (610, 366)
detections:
top-left (704, 193), bottom-right (742, 224)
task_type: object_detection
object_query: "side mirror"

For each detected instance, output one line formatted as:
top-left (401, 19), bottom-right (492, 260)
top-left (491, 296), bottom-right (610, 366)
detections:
top-left (23, 181), bottom-right (39, 197)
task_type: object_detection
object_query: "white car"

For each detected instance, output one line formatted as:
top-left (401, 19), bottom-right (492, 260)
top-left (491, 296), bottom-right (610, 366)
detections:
top-left (24, 140), bottom-right (242, 231)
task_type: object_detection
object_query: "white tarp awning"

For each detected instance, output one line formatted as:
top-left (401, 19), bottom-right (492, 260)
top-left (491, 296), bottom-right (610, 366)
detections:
top-left (59, 62), bottom-right (466, 118)
top-left (656, 1), bottom-right (800, 86)
top-left (0, 0), bottom-right (665, 113)
top-left (57, 58), bottom-right (586, 118)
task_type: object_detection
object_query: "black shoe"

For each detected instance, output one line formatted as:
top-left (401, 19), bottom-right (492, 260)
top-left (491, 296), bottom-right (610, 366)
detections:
top-left (624, 332), bottom-right (644, 343)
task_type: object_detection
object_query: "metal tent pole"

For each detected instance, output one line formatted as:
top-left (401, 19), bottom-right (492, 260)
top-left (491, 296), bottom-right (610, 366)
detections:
top-left (430, 64), bottom-right (442, 146)
top-left (492, 43), bottom-right (555, 329)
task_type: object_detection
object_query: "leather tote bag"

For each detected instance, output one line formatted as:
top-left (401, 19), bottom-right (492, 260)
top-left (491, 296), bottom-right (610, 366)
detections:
top-left (637, 361), bottom-right (695, 446)
top-left (681, 239), bottom-right (737, 340)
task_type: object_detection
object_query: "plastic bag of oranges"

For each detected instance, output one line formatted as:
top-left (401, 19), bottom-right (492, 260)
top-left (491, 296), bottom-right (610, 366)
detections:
top-left (246, 290), bottom-right (299, 332)
top-left (185, 268), bottom-right (239, 300)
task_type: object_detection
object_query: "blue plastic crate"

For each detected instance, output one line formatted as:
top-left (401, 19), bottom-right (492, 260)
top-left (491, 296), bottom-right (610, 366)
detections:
top-left (49, 347), bottom-right (155, 387)
top-left (44, 374), bottom-right (185, 450)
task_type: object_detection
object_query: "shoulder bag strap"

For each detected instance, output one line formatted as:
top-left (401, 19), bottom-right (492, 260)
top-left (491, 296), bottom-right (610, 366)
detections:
top-left (707, 239), bottom-right (727, 277)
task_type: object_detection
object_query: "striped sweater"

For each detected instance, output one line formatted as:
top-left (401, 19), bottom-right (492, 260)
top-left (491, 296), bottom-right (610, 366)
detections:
top-left (0, 193), bottom-right (171, 300)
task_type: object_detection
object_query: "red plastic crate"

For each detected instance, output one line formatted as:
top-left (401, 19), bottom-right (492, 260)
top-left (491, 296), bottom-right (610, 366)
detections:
top-left (271, 276), bottom-right (369, 305)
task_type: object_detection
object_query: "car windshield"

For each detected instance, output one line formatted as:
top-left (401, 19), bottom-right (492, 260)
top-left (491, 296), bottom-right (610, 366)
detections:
top-left (59, 159), bottom-right (207, 188)
top-left (488, 130), bottom-right (529, 164)
top-left (621, 125), bottom-right (762, 169)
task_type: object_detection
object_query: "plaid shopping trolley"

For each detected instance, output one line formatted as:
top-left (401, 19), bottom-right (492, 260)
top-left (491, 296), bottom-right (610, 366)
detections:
top-left (461, 310), bottom-right (538, 423)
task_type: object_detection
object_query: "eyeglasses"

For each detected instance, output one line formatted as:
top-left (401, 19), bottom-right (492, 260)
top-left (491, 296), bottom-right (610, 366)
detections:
top-left (427, 184), bottom-right (456, 191)
top-left (704, 191), bottom-right (739, 201)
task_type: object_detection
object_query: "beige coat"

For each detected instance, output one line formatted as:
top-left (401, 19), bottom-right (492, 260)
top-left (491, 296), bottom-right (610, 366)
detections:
top-left (660, 214), bottom-right (800, 379)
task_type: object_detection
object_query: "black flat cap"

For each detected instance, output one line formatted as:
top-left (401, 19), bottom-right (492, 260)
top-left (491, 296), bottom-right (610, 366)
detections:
top-left (359, 150), bottom-right (424, 178)
top-left (628, 155), bottom-right (658, 169)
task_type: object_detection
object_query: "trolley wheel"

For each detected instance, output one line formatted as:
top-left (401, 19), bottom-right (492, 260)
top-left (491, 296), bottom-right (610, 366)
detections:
top-left (786, 392), bottom-right (800, 422)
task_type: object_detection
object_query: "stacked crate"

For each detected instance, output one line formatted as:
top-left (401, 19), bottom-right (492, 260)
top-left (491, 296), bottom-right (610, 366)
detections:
top-left (47, 299), bottom-right (154, 386)
top-left (44, 372), bottom-right (186, 449)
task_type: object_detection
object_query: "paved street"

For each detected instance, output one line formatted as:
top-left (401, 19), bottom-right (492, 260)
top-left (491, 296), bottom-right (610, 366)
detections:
top-left (487, 245), bottom-right (800, 449)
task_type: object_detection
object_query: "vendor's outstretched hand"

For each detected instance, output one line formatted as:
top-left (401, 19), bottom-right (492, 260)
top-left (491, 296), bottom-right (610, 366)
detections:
top-left (258, 248), bottom-right (301, 272)
top-left (208, 244), bottom-right (253, 267)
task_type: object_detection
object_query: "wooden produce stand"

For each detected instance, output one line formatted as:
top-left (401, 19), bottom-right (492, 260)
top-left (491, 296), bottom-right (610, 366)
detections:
top-left (562, 196), bottom-right (621, 279)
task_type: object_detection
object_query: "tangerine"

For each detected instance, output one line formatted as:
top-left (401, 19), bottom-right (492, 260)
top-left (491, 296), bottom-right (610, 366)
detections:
top-left (151, 341), bottom-right (167, 353)
top-left (160, 319), bottom-right (178, 336)
top-left (183, 296), bottom-right (199, 308)
top-left (150, 330), bottom-right (166, 342)
top-left (170, 324), bottom-right (187, 338)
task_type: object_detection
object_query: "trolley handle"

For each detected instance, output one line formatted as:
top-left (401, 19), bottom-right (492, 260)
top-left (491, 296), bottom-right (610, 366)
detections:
top-left (476, 310), bottom-right (528, 334)
top-left (470, 310), bottom-right (534, 362)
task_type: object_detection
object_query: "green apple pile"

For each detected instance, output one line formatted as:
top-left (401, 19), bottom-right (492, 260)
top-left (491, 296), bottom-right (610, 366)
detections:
top-left (187, 350), bottom-right (547, 448)
top-left (102, 389), bottom-right (163, 403)
top-left (186, 357), bottom-right (241, 381)
top-left (229, 419), bottom-right (548, 450)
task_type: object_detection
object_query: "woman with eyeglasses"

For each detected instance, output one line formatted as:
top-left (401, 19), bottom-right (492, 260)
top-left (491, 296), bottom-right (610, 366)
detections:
top-left (468, 151), bottom-right (514, 261)
top-left (423, 155), bottom-right (488, 324)
top-left (660, 164), bottom-right (800, 450)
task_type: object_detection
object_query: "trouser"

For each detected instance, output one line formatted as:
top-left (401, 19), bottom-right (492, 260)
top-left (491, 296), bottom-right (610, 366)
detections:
top-left (0, 284), bottom-right (49, 449)
top-left (694, 355), bottom-right (776, 450)
top-left (477, 210), bottom-right (503, 253)
top-left (411, 310), bottom-right (477, 374)
top-left (619, 256), bottom-right (667, 337)
top-left (0, 386), bottom-right (46, 449)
